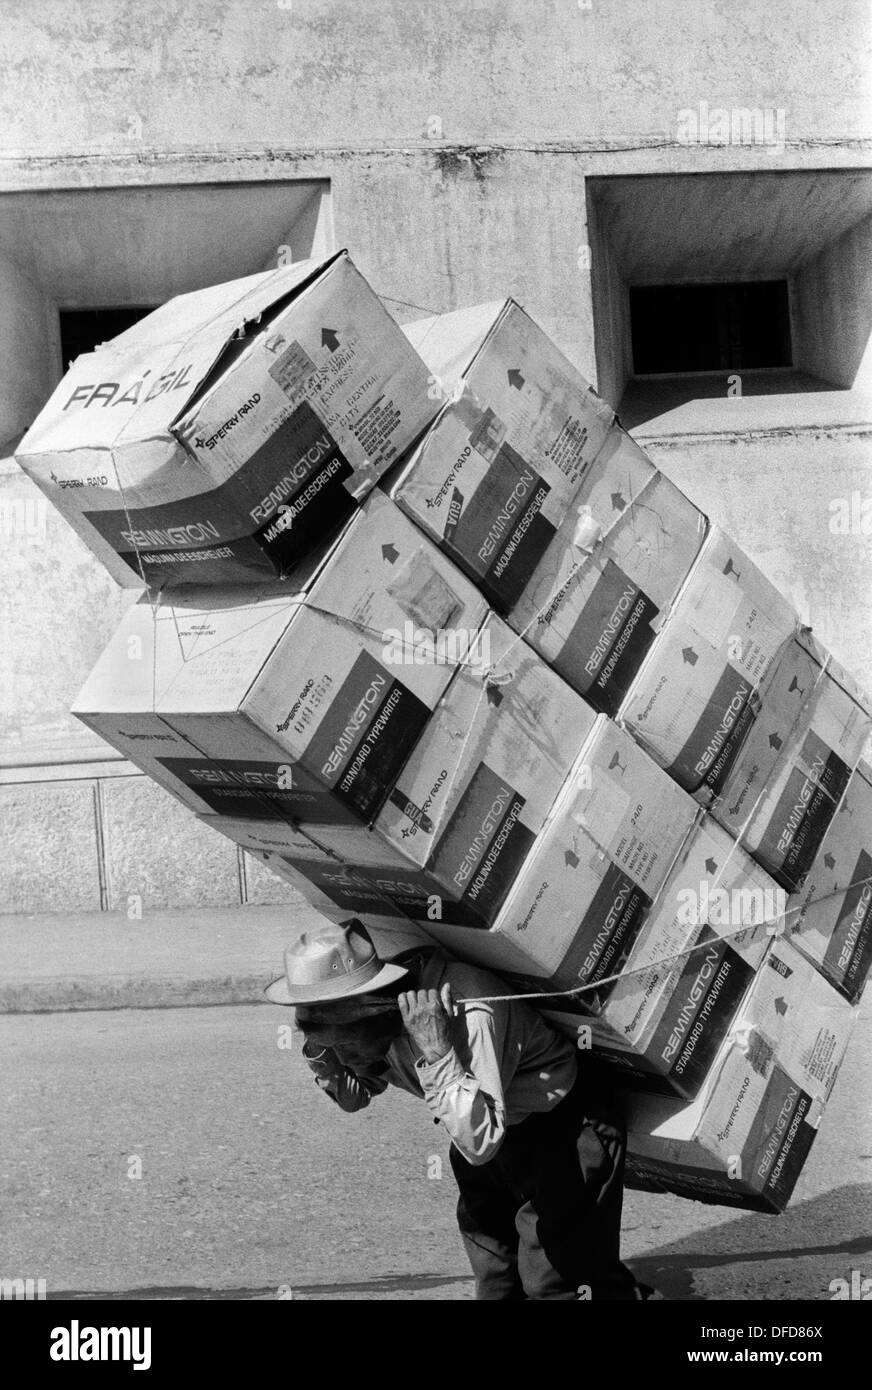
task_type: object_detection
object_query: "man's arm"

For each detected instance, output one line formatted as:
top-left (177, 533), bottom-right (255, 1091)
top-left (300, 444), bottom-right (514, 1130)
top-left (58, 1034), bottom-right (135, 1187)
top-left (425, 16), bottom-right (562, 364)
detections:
top-left (301, 1041), bottom-right (390, 1112)
top-left (399, 987), bottom-right (515, 1166)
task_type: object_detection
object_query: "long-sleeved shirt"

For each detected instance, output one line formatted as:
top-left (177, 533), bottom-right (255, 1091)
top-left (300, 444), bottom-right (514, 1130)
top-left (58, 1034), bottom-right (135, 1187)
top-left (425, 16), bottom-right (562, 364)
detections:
top-left (308, 951), bottom-right (578, 1166)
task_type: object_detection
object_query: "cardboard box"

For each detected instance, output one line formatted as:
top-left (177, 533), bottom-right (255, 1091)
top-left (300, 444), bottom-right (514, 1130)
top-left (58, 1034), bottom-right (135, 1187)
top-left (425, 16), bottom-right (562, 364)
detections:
top-left (508, 426), bottom-right (707, 715)
top-left (257, 851), bottom-right (440, 959)
top-left (786, 760), bottom-right (872, 1003)
top-left (73, 491), bottom-right (488, 824)
top-left (705, 634), bottom-right (822, 847)
top-left (199, 813), bottom-right (482, 928)
top-left (17, 252), bottom-right (437, 587)
top-left (203, 816), bottom-right (442, 956)
top-left (199, 813), bottom-right (403, 866)
top-left (619, 528), bottom-right (798, 799)
top-left (730, 633), bottom-right (872, 891)
top-left (202, 606), bottom-right (598, 932)
top-left (421, 716), bottom-right (698, 990)
top-left (623, 940), bottom-right (858, 1211)
top-left (373, 612), bottom-right (599, 926)
top-left (544, 817), bottom-right (781, 1098)
top-left (391, 299), bottom-right (614, 614)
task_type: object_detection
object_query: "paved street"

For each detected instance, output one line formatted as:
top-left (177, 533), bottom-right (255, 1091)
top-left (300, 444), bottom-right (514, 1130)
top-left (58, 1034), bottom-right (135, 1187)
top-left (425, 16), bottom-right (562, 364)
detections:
top-left (1, 1002), bottom-right (870, 1301)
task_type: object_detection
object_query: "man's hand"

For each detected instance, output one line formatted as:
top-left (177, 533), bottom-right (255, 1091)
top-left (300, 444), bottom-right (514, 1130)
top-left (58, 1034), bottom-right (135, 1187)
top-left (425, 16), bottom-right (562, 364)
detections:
top-left (398, 984), bottom-right (455, 1064)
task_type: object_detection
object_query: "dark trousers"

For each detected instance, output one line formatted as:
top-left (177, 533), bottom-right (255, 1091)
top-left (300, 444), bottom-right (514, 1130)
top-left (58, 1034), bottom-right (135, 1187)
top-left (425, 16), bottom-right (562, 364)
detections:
top-left (449, 1066), bottom-right (639, 1300)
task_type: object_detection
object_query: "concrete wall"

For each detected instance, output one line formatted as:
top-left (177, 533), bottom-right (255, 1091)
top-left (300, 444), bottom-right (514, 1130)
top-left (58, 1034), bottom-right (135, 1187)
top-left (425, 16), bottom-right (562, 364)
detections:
top-left (0, 463), bottom-right (135, 758)
top-left (587, 187), bottom-right (633, 413)
top-left (1, 0), bottom-right (870, 913)
top-left (2, 0), bottom-right (869, 149)
top-left (793, 214), bottom-right (872, 389)
top-left (0, 248), bottom-right (58, 448)
top-left (0, 769), bottom-right (305, 914)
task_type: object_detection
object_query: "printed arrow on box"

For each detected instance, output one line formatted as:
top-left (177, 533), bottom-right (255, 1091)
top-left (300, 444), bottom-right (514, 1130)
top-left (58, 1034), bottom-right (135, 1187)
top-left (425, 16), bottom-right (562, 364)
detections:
top-left (321, 328), bottom-right (340, 351)
top-left (381, 543), bottom-right (399, 563)
top-left (682, 646), bottom-right (698, 665)
top-left (705, 857), bottom-right (718, 874)
top-left (610, 491), bottom-right (627, 511)
top-left (507, 368), bottom-right (525, 390)
top-left (769, 733), bottom-right (783, 751)
top-left (564, 849), bottom-right (580, 868)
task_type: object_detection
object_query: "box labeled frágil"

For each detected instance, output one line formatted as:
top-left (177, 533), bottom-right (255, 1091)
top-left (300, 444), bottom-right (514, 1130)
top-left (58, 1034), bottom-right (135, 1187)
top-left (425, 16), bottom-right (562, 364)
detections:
top-left (391, 299), bottom-right (614, 613)
top-left (17, 252), bottom-right (437, 587)
top-left (624, 941), bottom-right (857, 1211)
top-left (73, 491), bottom-right (488, 825)
top-left (374, 613), bottom-right (598, 926)
top-left (424, 717), bottom-right (697, 990)
top-left (619, 528), bottom-right (798, 800)
top-left (509, 427), bottom-right (707, 715)
top-left (554, 817), bottom-right (782, 1099)
top-left (734, 634), bottom-right (872, 891)
top-left (786, 761), bottom-right (872, 1003)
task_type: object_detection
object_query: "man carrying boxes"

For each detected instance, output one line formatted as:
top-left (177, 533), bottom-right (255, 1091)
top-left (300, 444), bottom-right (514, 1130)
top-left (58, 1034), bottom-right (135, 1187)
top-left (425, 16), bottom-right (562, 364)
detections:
top-left (31, 249), bottom-right (870, 1288)
top-left (266, 917), bottom-right (660, 1301)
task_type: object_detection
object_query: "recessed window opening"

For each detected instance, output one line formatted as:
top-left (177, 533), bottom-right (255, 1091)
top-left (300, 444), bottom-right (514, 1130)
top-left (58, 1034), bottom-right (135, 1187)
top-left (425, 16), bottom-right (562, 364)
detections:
top-left (630, 280), bottom-right (792, 376)
top-left (59, 307), bottom-right (157, 372)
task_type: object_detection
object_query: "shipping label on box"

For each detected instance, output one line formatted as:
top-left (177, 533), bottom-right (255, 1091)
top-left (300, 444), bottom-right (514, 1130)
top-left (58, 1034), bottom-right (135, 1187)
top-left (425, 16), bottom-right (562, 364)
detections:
top-left (74, 492), bottom-right (488, 825)
top-left (374, 612), bottom-right (598, 926)
top-left (619, 528), bottom-right (798, 799)
top-left (624, 940), bottom-right (858, 1211)
top-left (392, 299), bottom-right (614, 613)
top-left (587, 817), bottom-right (781, 1098)
top-left (17, 252), bottom-right (437, 587)
top-left (509, 427), bottom-right (707, 715)
top-left (737, 635), bottom-right (872, 891)
top-left (439, 717), bottom-right (698, 990)
top-left (786, 760), bottom-right (872, 1002)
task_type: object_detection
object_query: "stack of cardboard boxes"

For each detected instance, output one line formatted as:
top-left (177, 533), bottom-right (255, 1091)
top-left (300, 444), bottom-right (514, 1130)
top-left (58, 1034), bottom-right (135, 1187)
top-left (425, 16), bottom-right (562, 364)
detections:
top-left (17, 249), bottom-right (872, 1215)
